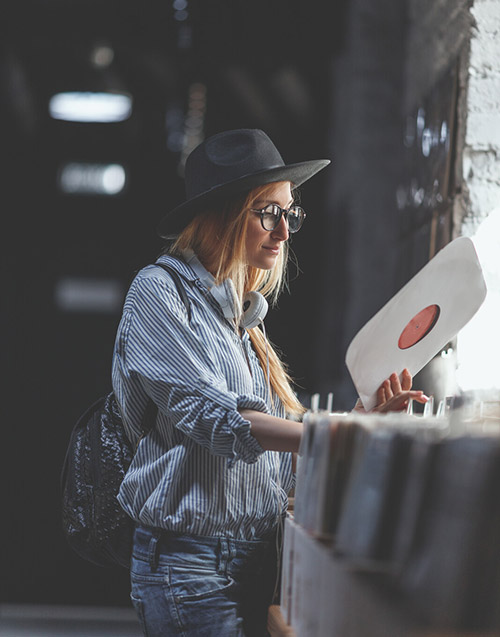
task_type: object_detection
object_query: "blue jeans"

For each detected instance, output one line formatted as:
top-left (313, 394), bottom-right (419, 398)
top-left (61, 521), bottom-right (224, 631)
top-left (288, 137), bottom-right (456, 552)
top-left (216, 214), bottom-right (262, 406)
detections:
top-left (130, 526), bottom-right (278, 636)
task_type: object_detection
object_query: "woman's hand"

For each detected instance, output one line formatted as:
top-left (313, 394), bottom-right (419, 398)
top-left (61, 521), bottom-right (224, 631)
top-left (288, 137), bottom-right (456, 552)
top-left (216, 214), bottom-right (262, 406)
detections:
top-left (353, 368), bottom-right (428, 414)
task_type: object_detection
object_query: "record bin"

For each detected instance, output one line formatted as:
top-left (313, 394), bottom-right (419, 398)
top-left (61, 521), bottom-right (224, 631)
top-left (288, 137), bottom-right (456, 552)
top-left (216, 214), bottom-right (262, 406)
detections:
top-left (275, 400), bottom-right (500, 636)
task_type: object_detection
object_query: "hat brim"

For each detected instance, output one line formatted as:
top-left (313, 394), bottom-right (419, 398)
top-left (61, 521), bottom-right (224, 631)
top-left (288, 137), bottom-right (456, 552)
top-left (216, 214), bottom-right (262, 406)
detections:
top-left (157, 159), bottom-right (330, 238)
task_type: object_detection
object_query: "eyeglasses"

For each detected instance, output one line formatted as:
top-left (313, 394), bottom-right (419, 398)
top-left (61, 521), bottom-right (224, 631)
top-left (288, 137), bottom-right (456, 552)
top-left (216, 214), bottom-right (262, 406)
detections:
top-left (250, 204), bottom-right (307, 233)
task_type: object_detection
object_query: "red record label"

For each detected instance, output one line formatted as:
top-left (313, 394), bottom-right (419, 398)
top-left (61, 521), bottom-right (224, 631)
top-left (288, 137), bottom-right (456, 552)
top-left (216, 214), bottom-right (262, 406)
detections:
top-left (398, 304), bottom-right (440, 349)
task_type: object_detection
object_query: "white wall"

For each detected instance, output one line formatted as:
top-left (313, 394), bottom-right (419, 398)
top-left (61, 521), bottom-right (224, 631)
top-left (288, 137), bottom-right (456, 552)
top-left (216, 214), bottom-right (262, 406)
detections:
top-left (457, 0), bottom-right (500, 394)
top-left (461, 0), bottom-right (500, 233)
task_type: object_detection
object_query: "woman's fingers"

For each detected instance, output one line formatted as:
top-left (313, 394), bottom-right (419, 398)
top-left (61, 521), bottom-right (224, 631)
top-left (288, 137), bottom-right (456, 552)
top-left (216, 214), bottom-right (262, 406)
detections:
top-left (383, 379), bottom-right (393, 400)
top-left (401, 368), bottom-right (412, 391)
top-left (372, 370), bottom-right (426, 413)
top-left (379, 370), bottom-right (412, 401)
top-left (374, 390), bottom-right (428, 413)
top-left (376, 384), bottom-right (387, 406)
top-left (389, 372), bottom-right (402, 395)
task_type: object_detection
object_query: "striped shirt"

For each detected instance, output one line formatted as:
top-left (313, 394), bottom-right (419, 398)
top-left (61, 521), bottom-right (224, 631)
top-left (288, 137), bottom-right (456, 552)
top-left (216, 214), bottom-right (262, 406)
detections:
top-left (112, 254), bottom-right (295, 540)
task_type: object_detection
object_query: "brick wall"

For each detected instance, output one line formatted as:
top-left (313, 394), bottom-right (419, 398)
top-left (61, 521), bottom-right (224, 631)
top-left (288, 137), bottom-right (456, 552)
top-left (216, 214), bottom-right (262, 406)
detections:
top-left (461, 0), bottom-right (500, 234)
top-left (455, 0), bottom-right (500, 394)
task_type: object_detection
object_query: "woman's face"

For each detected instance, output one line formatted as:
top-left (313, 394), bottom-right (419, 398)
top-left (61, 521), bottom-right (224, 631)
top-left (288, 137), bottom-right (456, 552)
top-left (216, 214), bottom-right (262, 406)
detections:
top-left (245, 181), bottom-right (292, 270)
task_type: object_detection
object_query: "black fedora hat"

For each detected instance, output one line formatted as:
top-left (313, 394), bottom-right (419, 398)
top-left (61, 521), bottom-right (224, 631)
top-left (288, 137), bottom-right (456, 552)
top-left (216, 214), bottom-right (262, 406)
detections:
top-left (158, 128), bottom-right (331, 237)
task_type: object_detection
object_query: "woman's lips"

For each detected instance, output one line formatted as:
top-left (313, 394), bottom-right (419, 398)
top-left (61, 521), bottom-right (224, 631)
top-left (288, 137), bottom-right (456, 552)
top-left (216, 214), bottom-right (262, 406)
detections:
top-left (263, 246), bottom-right (280, 255)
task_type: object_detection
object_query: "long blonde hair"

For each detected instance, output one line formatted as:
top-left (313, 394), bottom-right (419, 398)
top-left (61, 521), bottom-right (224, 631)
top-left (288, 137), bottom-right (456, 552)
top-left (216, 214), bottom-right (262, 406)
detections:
top-left (169, 182), bottom-right (305, 417)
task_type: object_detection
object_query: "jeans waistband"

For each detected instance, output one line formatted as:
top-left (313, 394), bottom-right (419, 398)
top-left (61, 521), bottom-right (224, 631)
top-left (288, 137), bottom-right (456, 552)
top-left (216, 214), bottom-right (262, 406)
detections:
top-left (133, 525), bottom-right (277, 575)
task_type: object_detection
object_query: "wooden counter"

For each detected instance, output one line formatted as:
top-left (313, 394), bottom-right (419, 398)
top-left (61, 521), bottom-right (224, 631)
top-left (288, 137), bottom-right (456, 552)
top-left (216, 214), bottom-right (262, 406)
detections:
top-left (268, 605), bottom-right (296, 637)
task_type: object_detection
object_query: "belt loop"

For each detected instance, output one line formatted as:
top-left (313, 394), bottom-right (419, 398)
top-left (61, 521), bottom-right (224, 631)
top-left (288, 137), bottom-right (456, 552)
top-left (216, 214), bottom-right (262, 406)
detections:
top-left (148, 528), bottom-right (161, 572)
top-left (228, 539), bottom-right (236, 564)
top-left (217, 538), bottom-right (229, 575)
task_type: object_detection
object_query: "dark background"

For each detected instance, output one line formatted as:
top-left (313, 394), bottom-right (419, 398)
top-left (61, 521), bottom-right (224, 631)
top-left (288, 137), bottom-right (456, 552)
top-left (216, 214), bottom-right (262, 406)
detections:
top-left (2, 0), bottom-right (352, 606)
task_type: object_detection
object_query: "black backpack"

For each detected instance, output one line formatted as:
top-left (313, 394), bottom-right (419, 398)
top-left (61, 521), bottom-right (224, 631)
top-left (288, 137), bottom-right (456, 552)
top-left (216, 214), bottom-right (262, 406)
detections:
top-left (60, 262), bottom-right (190, 568)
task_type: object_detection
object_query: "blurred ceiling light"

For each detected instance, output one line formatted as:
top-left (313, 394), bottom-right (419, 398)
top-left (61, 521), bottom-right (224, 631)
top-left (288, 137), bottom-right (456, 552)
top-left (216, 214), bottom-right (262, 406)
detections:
top-left (58, 162), bottom-right (127, 195)
top-left (49, 91), bottom-right (132, 123)
top-left (55, 277), bottom-right (124, 314)
top-left (178, 82), bottom-right (207, 174)
top-left (90, 44), bottom-right (115, 68)
top-left (173, 0), bottom-right (188, 20)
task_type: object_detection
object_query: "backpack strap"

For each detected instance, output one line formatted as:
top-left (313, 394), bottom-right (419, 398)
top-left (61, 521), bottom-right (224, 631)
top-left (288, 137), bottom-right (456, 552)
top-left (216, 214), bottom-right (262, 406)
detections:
top-left (154, 261), bottom-right (192, 322)
top-left (139, 262), bottom-right (192, 436)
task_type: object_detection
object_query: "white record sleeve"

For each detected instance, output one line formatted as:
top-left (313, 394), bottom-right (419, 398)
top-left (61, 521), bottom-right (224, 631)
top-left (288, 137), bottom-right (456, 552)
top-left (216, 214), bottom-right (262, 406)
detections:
top-left (345, 237), bottom-right (487, 410)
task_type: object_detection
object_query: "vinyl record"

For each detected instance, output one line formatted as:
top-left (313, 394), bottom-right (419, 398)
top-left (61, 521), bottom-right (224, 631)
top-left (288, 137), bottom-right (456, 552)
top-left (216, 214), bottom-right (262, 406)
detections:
top-left (345, 237), bottom-right (487, 410)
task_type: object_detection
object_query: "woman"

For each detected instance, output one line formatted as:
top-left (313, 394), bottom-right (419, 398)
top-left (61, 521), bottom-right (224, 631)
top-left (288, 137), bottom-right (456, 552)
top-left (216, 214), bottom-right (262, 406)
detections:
top-left (112, 128), bottom-right (427, 636)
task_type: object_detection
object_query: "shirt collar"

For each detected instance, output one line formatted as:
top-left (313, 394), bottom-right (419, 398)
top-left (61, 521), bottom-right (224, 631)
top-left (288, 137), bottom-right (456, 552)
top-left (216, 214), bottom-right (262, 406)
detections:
top-left (155, 254), bottom-right (200, 282)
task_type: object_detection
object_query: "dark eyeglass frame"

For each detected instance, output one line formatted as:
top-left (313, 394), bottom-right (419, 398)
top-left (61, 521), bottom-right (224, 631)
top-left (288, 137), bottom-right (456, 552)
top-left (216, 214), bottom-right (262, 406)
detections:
top-left (250, 203), bottom-right (307, 233)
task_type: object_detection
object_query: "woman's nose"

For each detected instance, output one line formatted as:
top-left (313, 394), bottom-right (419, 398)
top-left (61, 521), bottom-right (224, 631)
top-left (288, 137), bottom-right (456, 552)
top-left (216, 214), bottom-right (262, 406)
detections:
top-left (271, 214), bottom-right (289, 241)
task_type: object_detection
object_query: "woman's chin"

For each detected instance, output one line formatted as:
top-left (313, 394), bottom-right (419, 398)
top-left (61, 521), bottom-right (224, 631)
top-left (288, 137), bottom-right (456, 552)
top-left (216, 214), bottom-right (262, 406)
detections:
top-left (247, 252), bottom-right (279, 270)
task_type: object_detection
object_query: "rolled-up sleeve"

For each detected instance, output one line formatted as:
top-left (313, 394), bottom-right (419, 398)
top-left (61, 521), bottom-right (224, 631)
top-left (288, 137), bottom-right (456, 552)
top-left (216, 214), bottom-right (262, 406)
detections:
top-left (118, 274), bottom-right (268, 465)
